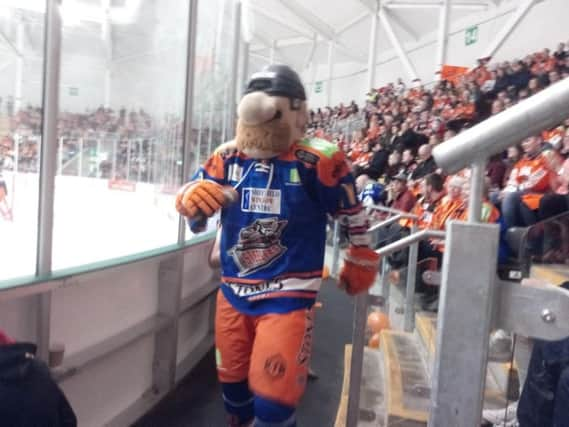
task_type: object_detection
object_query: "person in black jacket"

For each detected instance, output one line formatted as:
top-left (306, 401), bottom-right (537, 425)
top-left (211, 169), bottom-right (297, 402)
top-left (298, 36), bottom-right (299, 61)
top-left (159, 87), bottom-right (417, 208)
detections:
top-left (410, 144), bottom-right (438, 181)
top-left (0, 332), bottom-right (77, 427)
top-left (365, 141), bottom-right (389, 180)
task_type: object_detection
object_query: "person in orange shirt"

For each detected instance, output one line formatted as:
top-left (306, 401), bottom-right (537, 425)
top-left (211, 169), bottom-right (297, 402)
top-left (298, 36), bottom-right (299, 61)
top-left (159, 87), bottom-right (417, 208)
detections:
top-left (501, 135), bottom-right (553, 228)
top-left (431, 176), bottom-right (466, 231)
top-left (459, 179), bottom-right (501, 224)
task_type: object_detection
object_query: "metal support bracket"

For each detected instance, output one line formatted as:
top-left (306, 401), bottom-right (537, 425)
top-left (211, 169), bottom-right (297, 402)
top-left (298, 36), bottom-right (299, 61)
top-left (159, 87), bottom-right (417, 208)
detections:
top-left (495, 280), bottom-right (569, 341)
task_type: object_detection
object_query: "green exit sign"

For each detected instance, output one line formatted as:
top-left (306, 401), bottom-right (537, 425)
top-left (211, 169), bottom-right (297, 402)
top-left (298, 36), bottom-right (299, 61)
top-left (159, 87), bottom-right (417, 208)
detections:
top-left (465, 25), bottom-right (478, 46)
top-left (314, 81), bottom-right (323, 93)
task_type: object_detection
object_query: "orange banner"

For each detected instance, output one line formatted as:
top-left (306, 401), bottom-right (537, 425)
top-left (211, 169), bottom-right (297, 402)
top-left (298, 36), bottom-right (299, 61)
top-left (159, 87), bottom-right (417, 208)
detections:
top-left (440, 65), bottom-right (470, 85)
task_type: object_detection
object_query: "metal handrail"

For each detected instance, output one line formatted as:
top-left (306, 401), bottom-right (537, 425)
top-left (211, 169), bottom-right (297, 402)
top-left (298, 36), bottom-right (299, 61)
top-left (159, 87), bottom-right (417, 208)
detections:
top-left (375, 229), bottom-right (445, 257)
top-left (369, 203), bottom-right (419, 219)
top-left (367, 214), bottom-right (404, 233)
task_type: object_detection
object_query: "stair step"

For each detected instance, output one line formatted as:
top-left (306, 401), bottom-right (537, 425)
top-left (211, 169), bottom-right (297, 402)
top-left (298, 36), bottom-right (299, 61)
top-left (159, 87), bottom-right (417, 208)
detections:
top-left (530, 263), bottom-right (569, 287)
top-left (381, 330), bottom-right (430, 426)
top-left (415, 312), bottom-right (515, 405)
top-left (335, 345), bottom-right (386, 427)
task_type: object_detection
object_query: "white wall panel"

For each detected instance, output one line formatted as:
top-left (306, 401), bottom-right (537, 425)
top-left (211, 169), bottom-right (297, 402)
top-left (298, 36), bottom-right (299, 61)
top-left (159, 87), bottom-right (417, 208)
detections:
top-left (60, 336), bottom-right (155, 427)
top-left (0, 295), bottom-right (37, 342)
top-left (51, 262), bottom-right (159, 355)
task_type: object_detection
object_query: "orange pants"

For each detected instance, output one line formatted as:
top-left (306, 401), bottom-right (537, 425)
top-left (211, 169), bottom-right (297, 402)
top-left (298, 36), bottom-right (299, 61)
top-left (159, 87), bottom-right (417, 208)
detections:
top-left (215, 290), bottom-right (314, 407)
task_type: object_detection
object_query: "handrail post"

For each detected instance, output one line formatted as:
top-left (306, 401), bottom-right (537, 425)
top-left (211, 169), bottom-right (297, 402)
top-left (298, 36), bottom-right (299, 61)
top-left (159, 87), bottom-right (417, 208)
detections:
top-left (331, 219), bottom-right (341, 277)
top-left (380, 257), bottom-right (390, 314)
top-left (36, 0), bottom-right (62, 362)
top-left (429, 222), bottom-right (499, 426)
top-left (468, 160), bottom-right (486, 223)
top-left (404, 223), bottom-right (418, 332)
top-left (346, 291), bottom-right (369, 427)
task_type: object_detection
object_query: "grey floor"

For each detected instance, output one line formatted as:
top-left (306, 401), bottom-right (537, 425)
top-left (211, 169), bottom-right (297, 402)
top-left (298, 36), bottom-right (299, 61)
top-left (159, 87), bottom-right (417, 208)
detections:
top-left (134, 277), bottom-right (353, 427)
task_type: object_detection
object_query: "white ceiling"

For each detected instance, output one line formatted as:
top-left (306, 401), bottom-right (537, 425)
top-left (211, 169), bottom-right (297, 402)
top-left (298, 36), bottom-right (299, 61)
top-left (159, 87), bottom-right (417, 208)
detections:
top-left (247, 0), bottom-right (499, 69)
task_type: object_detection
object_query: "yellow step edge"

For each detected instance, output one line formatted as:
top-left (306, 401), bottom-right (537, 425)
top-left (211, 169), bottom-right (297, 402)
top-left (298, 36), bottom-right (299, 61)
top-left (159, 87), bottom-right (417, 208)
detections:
top-left (416, 313), bottom-right (517, 393)
top-left (334, 345), bottom-right (352, 427)
top-left (381, 330), bottom-right (429, 423)
top-left (415, 313), bottom-right (436, 356)
top-left (531, 264), bottom-right (569, 287)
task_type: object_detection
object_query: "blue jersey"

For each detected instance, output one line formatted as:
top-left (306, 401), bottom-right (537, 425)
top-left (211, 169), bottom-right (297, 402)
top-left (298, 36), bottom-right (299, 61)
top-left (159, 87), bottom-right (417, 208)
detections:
top-left (190, 138), bottom-right (369, 315)
top-left (359, 182), bottom-right (385, 207)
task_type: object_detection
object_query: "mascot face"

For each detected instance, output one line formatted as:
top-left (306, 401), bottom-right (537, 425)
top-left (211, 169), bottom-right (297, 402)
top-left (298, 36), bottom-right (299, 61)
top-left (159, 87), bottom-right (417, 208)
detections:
top-left (236, 65), bottom-right (308, 160)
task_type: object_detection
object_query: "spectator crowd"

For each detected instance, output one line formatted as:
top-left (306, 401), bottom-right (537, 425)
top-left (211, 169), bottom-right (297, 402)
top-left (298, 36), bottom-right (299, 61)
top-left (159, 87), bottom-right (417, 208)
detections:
top-left (308, 42), bottom-right (569, 290)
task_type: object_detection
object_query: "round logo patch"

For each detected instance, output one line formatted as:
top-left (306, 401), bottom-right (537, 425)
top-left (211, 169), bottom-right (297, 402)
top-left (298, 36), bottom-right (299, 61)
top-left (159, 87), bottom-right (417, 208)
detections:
top-left (264, 354), bottom-right (287, 378)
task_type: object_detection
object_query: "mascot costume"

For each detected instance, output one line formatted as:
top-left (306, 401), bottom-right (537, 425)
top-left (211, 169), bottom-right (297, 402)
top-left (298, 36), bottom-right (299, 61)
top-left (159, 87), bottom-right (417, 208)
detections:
top-left (176, 64), bottom-right (379, 427)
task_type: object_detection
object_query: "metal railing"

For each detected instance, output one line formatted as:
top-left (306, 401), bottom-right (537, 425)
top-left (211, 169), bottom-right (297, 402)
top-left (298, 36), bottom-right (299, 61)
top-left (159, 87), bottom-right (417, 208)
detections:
top-left (344, 77), bottom-right (569, 427)
top-left (344, 202), bottom-right (442, 427)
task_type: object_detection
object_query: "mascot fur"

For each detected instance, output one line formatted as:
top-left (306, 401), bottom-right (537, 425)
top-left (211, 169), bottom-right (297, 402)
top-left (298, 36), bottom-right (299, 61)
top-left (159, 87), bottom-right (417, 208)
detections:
top-left (176, 64), bottom-right (379, 427)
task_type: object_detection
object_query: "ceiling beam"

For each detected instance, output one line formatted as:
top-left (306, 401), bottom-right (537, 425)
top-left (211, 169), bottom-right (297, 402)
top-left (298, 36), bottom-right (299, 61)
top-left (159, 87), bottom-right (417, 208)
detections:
top-left (336, 12), bottom-right (369, 35)
top-left (276, 0), bottom-right (367, 62)
top-left (277, 0), bottom-right (336, 40)
top-left (383, 9), bottom-right (420, 41)
top-left (253, 30), bottom-right (295, 65)
top-left (483, 0), bottom-right (535, 58)
top-left (304, 34), bottom-right (318, 69)
top-left (378, 7), bottom-right (418, 80)
top-left (384, 1), bottom-right (489, 10)
top-left (358, 0), bottom-right (420, 41)
top-left (250, 4), bottom-right (313, 39)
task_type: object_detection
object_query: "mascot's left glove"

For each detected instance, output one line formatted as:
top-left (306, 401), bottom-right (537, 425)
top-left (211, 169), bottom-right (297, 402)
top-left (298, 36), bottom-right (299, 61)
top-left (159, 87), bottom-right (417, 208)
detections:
top-left (339, 246), bottom-right (380, 296)
top-left (175, 180), bottom-right (237, 219)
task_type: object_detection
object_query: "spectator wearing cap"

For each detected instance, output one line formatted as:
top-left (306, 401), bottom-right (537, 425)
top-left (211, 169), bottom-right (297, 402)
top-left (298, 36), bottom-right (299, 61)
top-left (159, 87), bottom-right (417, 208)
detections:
top-left (388, 171), bottom-right (416, 213)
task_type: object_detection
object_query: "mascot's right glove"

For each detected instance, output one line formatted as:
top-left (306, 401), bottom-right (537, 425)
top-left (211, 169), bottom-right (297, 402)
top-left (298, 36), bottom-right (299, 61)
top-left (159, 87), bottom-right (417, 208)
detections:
top-left (175, 180), bottom-right (237, 219)
top-left (339, 246), bottom-right (380, 296)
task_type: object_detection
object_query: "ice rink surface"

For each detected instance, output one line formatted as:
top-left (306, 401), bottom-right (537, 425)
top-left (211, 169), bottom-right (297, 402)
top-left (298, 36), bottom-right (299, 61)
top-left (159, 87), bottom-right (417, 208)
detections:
top-left (1, 172), bottom-right (211, 282)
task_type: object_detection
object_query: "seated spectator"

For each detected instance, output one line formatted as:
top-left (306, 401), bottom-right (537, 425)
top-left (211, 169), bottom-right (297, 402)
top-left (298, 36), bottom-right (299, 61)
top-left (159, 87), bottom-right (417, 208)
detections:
top-left (387, 171), bottom-right (416, 213)
top-left (0, 330), bottom-right (77, 426)
top-left (431, 175), bottom-right (466, 232)
top-left (486, 153), bottom-right (507, 192)
top-left (517, 284), bottom-right (569, 427)
top-left (356, 174), bottom-right (386, 208)
top-left (410, 144), bottom-right (437, 181)
top-left (385, 151), bottom-right (403, 181)
top-left (501, 135), bottom-right (554, 228)
top-left (366, 142), bottom-right (389, 180)
top-left (401, 148), bottom-right (417, 177)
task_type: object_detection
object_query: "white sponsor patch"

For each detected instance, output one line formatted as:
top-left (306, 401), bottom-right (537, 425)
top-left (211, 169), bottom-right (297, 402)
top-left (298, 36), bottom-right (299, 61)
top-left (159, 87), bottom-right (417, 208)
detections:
top-left (226, 278), bottom-right (322, 298)
top-left (228, 164), bottom-right (243, 182)
top-left (241, 188), bottom-right (281, 214)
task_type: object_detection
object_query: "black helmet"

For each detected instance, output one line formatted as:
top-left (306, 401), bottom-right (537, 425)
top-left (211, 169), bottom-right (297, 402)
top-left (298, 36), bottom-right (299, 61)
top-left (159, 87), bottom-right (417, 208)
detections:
top-left (245, 64), bottom-right (306, 102)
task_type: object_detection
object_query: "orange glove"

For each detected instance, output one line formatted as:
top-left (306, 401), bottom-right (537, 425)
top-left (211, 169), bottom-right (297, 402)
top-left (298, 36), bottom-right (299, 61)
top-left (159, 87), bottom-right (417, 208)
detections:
top-left (339, 246), bottom-right (380, 295)
top-left (176, 181), bottom-right (237, 219)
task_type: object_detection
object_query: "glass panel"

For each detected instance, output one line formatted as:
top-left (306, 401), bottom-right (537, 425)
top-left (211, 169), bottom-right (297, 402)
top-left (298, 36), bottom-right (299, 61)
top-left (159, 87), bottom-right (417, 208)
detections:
top-left (0, 3), bottom-right (46, 281)
top-left (52, 0), bottom-right (190, 270)
top-left (183, 0), bottom-right (235, 238)
top-left (192, 0), bottom-right (235, 170)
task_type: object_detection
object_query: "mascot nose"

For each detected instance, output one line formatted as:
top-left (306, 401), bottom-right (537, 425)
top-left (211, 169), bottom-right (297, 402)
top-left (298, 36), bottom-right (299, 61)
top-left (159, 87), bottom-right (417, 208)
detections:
top-left (238, 92), bottom-right (278, 126)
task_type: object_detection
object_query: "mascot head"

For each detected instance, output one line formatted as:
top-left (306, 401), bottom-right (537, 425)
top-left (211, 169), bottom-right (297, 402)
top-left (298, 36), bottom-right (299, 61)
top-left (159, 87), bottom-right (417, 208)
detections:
top-left (236, 64), bottom-right (308, 159)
